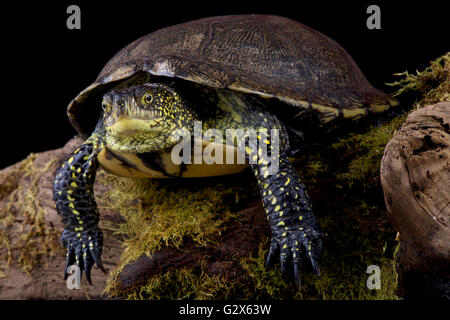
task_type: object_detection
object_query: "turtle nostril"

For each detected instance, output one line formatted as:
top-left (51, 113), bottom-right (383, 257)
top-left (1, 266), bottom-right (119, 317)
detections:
top-left (114, 96), bottom-right (126, 112)
top-left (113, 95), bottom-right (122, 102)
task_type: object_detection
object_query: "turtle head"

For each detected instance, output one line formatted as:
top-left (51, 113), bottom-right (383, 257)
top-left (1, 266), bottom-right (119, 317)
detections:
top-left (101, 83), bottom-right (196, 153)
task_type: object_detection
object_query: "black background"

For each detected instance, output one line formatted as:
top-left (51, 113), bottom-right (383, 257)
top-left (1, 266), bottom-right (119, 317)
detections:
top-left (0, 0), bottom-right (449, 169)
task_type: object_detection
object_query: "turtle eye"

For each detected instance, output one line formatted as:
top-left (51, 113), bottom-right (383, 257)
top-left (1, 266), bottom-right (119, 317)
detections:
top-left (101, 102), bottom-right (111, 113)
top-left (143, 93), bottom-right (153, 105)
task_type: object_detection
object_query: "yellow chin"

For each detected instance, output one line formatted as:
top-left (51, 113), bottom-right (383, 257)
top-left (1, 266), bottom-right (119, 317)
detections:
top-left (106, 115), bottom-right (163, 136)
top-left (104, 116), bottom-right (177, 153)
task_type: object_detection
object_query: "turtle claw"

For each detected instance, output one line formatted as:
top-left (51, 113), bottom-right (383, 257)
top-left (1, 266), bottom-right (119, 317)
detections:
top-left (305, 236), bottom-right (322, 276)
top-left (90, 248), bottom-right (107, 274)
top-left (265, 241), bottom-right (278, 270)
top-left (308, 249), bottom-right (321, 276)
top-left (293, 261), bottom-right (301, 290)
top-left (63, 249), bottom-right (76, 280)
top-left (84, 260), bottom-right (92, 285)
top-left (61, 227), bottom-right (105, 286)
top-left (280, 255), bottom-right (289, 280)
top-left (267, 223), bottom-right (322, 291)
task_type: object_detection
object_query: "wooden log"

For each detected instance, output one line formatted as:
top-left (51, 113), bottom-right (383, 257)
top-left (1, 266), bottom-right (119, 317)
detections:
top-left (381, 102), bottom-right (450, 299)
top-left (0, 138), bottom-right (123, 299)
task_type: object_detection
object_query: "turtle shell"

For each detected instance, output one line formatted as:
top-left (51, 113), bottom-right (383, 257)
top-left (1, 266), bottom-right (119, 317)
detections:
top-left (68, 14), bottom-right (398, 136)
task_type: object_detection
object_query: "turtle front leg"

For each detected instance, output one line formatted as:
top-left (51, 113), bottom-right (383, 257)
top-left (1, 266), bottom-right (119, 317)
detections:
top-left (251, 154), bottom-right (322, 290)
top-left (53, 133), bottom-right (106, 284)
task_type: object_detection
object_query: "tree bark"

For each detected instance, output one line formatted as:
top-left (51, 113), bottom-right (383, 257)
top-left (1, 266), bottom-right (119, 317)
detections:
top-left (381, 102), bottom-right (450, 299)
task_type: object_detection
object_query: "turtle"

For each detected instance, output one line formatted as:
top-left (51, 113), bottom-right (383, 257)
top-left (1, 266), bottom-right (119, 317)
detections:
top-left (53, 14), bottom-right (398, 289)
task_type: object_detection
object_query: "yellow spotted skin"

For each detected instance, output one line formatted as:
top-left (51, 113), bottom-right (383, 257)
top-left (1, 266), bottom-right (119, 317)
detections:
top-left (54, 82), bottom-right (322, 288)
top-left (53, 130), bottom-right (107, 283)
top-left (253, 154), bottom-right (322, 281)
top-left (221, 96), bottom-right (323, 285)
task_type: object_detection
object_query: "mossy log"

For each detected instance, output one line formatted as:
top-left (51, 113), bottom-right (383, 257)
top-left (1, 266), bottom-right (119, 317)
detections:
top-left (1, 131), bottom-right (400, 300)
top-left (112, 204), bottom-right (269, 296)
top-left (381, 102), bottom-right (450, 299)
top-left (0, 137), bottom-right (270, 299)
top-left (0, 138), bottom-right (123, 299)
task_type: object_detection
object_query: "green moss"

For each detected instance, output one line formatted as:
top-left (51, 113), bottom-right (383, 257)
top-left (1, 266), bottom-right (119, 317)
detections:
top-left (387, 52), bottom-right (450, 106)
top-left (102, 166), bottom-right (399, 300)
top-left (331, 114), bottom-right (407, 188)
top-left (304, 160), bottom-right (328, 183)
top-left (99, 171), bottom-right (242, 296)
top-left (330, 52), bottom-right (449, 189)
top-left (123, 261), bottom-right (234, 300)
top-left (239, 205), bottom-right (398, 300)
top-left (0, 155), bottom-right (61, 275)
top-left (239, 242), bottom-right (297, 299)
